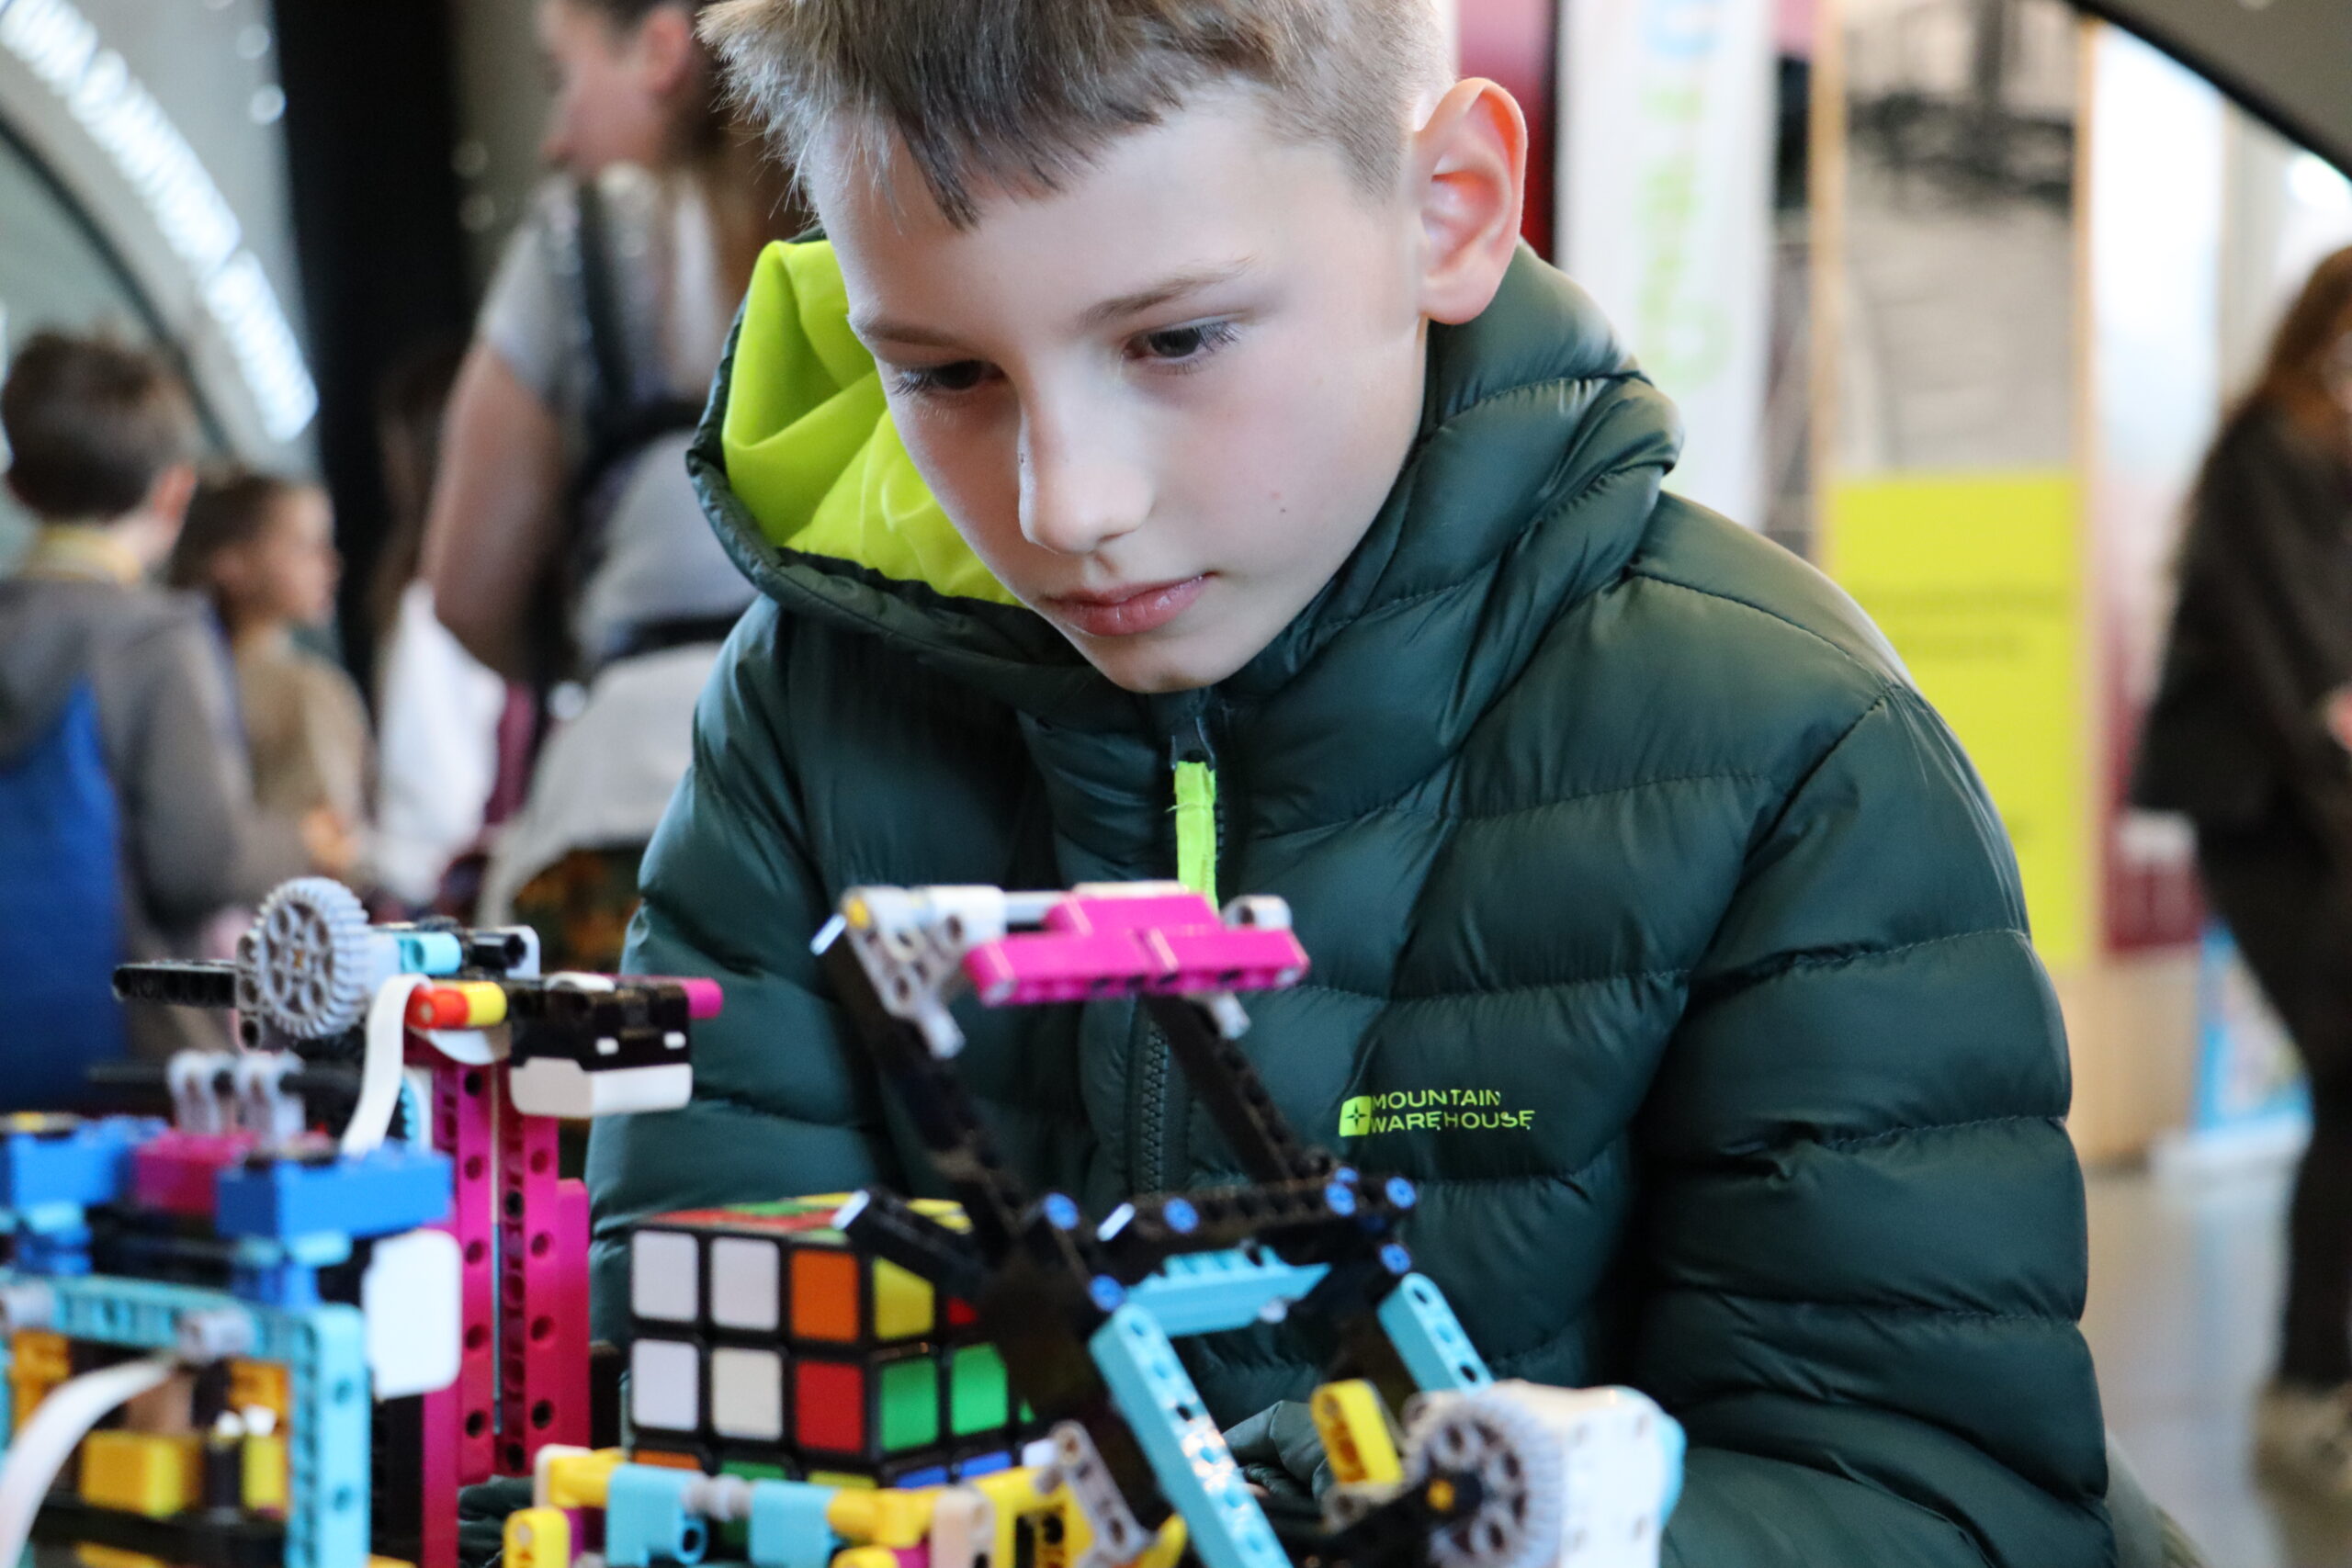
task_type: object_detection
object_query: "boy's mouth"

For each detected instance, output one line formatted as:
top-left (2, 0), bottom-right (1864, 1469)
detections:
top-left (1044, 576), bottom-right (1209, 638)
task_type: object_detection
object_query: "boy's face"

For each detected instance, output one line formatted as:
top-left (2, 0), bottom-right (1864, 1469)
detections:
top-left (816, 94), bottom-right (1433, 693)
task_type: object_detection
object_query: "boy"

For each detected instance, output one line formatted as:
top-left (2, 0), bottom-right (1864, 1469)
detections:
top-left (0, 332), bottom-right (315, 1086)
top-left (587, 3), bottom-right (2112, 1562)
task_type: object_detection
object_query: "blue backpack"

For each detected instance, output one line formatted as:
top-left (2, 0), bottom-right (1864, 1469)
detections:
top-left (0, 680), bottom-right (124, 1109)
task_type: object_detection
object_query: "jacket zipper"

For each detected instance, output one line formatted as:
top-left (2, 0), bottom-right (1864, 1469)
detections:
top-left (1136, 717), bottom-right (1218, 1192)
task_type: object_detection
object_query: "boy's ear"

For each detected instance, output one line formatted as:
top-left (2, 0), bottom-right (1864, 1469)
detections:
top-left (634, 4), bottom-right (699, 96)
top-left (145, 462), bottom-right (198, 528)
top-left (1409, 78), bottom-right (1528, 326)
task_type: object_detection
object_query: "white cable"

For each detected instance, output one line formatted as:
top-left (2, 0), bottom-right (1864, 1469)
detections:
top-left (345, 976), bottom-right (425, 1156)
top-left (0, 1352), bottom-right (178, 1568)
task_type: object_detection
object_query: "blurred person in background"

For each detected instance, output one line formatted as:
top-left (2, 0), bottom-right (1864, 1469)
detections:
top-left (422, 0), bottom-right (796, 966)
top-left (369, 340), bottom-right (506, 915)
top-left (0, 333), bottom-right (320, 1099)
top-left (168, 469), bottom-right (368, 882)
top-left (2136, 244), bottom-right (2352, 1493)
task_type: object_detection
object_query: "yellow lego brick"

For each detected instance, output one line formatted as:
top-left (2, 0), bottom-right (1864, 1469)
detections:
top-left (368, 1558), bottom-right (418, 1568)
top-left (10, 1329), bottom-right (69, 1423)
top-left (970, 1467), bottom-right (1056, 1568)
top-left (242, 1435), bottom-right (288, 1514)
top-left (80, 1431), bottom-right (202, 1517)
top-left (452, 981), bottom-right (510, 1027)
top-left (870, 1259), bottom-right (935, 1339)
top-left (1028, 1495), bottom-right (1088, 1568)
top-left (505, 1507), bottom-right (572, 1568)
top-left (228, 1361), bottom-right (289, 1426)
top-left (1133, 1517), bottom-right (1187, 1568)
top-left (1310, 1381), bottom-right (1402, 1486)
top-left (831, 1550), bottom-right (897, 1568)
top-left (826, 1487), bottom-right (937, 1548)
top-left (542, 1448), bottom-right (626, 1509)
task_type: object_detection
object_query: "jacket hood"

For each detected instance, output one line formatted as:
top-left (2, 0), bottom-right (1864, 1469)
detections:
top-left (0, 581), bottom-right (112, 762)
top-left (688, 240), bottom-right (1682, 735)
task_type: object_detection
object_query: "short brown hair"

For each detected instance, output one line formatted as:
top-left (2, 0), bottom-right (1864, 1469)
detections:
top-left (166, 467), bottom-right (310, 599)
top-left (1, 330), bottom-right (198, 521)
top-left (702, 0), bottom-right (1451, 228)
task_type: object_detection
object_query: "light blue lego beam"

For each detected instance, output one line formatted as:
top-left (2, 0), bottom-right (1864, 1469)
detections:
top-left (0, 1270), bottom-right (371, 1568)
top-left (1375, 1273), bottom-right (1492, 1392)
top-left (1089, 1305), bottom-right (1290, 1568)
top-left (1122, 1250), bottom-right (1329, 1336)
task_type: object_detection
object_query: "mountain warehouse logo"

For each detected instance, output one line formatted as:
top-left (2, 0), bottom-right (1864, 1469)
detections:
top-left (1339, 1089), bottom-right (1533, 1137)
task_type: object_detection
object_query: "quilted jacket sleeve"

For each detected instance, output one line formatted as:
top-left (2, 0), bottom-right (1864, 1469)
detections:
top-left (1638, 682), bottom-right (2110, 1568)
top-left (584, 602), bottom-right (900, 1340)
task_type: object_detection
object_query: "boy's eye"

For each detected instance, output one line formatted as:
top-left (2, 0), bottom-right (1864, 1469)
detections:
top-left (1130, 321), bottom-right (1239, 367)
top-left (890, 360), bottom-right (996, 398)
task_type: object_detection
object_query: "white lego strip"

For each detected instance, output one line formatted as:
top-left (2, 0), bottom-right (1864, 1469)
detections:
top-left (345, 975), bottom-right (426, 1155)
top-left (0, 1352), bottom-right (179, 1568)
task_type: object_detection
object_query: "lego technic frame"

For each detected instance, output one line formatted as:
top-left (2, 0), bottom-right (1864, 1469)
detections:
top-left (0, 876), bottom-right (1680, 1568)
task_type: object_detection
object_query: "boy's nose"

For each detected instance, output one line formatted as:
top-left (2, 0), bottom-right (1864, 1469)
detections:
top-left (1017, 432), bottom-right (1149, 558)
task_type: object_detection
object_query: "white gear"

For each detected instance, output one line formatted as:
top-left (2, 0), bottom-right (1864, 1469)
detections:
top-left (247, 878), bottom-right (375, 1040)
top-left (1404, 1382), bottom-right (1679, 1568)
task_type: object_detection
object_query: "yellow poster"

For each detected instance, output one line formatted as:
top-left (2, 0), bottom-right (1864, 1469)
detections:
top-left (1825, 473), bottom-right (2093, 969)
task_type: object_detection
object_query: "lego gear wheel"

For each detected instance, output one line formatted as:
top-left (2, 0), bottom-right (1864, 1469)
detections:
top-left (1406, 1389), bottom-right (1568, 1568)
top-left (247, 878), bottom-right (373, 1040)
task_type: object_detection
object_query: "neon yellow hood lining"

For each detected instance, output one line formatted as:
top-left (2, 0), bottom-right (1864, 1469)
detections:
top-left (721, 240), bottom-right (1020, 606)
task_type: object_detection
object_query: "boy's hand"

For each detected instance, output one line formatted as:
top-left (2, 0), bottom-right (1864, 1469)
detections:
top-left (1221, 1400), bottom-right (1330, 1499)
top-left (2326, 687), bottom-right (2352, 752)
top-left (299, 807), bottom-right (358, 881)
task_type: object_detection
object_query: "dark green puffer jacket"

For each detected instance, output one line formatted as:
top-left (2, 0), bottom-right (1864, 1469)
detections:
top-left (589, 242), bottom-right (2110, 1567)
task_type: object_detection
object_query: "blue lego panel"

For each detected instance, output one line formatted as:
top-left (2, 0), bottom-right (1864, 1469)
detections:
top-left (0, 1117), bottom-right (155, 1220)
top-left (607, 1464), bottom-right (710, 1568)
top-left (746, 1478), bottom-right (837, 1568)
top-left (1374, 1273), bottom-right (1492, 1393)
top-left (213, 1144), bottom-right (452, 1243)
top-left (1125, 1250), bottom-right (1329, 1337)
top-left (1089, 1305), bottom-right (1288, 1568)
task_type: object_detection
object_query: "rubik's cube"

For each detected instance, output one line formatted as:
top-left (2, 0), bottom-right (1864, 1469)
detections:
top-left (624, 1196), bottom-right (1036, 1488)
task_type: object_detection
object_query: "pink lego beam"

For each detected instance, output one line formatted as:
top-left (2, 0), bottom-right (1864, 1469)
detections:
top-left (498, 1090), bottom-right (589, 1474)
top-left (419, 1055), bottom-right (499, 1568)
top-left (963, 891), bottom-right (1308, 1007)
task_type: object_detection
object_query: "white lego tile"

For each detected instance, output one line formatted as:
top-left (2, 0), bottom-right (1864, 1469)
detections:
top-left (362, 1228), bottom-right (461, 1398)
top-left (632, 1230), bottom-right (700, 1323)
top-left (630, 1337), bottom-right (701, 1434)
top-left (708, 1347), bottom-right (785, 1441)
top-left (708, 1237), bottom-right (781, 1332)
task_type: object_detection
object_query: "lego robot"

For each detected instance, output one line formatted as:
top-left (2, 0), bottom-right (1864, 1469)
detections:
top-left (0, 876), bottom-right (716, 1568)
top-left (545, 884), bottom-right (1682, 1568)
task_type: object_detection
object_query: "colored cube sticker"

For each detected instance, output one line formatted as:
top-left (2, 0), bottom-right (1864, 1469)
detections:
top-left (709, 1347), bottom-right (786, 1442)
top-left (709, 1237), bottom-right (782, 1333)
top-left (630, 1338), bottom-right (701, 1437)
top-left (791, 1250), bottom-right (862, 1344)
top-left (877, 1358), bottom-right (938, 1453)
top-left (948, 1347), bottom-right (1009, 1438)
top-left (795, 1359), bottom-right (865, 1455)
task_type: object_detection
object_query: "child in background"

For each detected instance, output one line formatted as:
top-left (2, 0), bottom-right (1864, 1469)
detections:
top-left (168, 469), bottom-right (368, 880)
top-left (0, 331), bottom-right (314, 1086)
